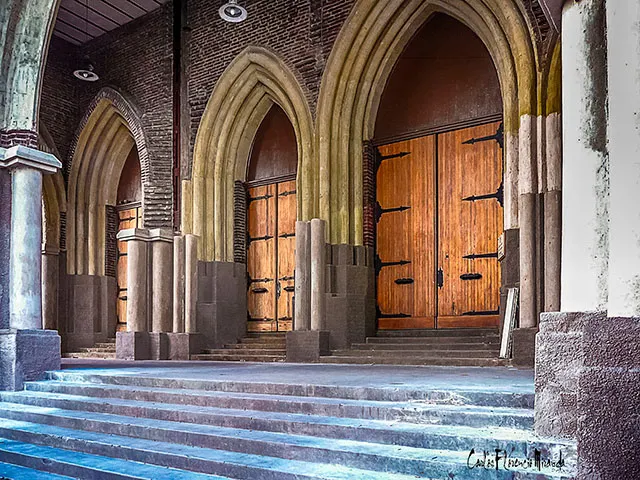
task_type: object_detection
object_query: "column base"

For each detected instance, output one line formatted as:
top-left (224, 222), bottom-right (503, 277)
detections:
top-left (0, 329), bottom-right (61, 391)
top-left (116, 332), bottom-right (151, 360)
top-left (511, 327), bottom-right (537, 367)
top-left (286, 330), bottom-right (330, 362)
top-left (166, 333), bottom-right (203, 360)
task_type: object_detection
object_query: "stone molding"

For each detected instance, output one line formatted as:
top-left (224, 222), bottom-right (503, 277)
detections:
top-left (117, 228), bottom-right (174, 243)
top-left (0, 145), bottom-right (61, 174)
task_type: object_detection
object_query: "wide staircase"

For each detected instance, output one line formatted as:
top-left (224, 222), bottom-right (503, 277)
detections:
top-left (192, 333), bottom-right (286, 362)
top-left (0, 368), bottom-right (575, 479)
top-left (62, 338), bottom-right (116, 359)
top-left (320, 328), bottom-right (507, 366)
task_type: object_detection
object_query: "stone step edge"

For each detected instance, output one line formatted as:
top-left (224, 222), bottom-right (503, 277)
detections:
top-left (0, 391), bottom-right (537, 444)
top-left (43, 371), bottom-right (532, 406)
top-left (0, 421), bottom-right (425, 480)
top-left (0, 437), bottom-right (228, 480)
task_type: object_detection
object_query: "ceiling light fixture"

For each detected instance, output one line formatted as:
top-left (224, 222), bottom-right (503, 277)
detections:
top-left (219, 0), bottom-right (247, 23)
top-left (73, 0), bottom-right (100, 81)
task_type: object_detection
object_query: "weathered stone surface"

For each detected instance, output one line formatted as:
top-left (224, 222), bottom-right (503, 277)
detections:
top-left (166, 333), bottom-right (202, 360)
top-left (294, 221), bottom-right (311, 330)
top-left (148, 332), bottom-right (169, 360)
top-left (534, 311), bottom-right (597, 438)
top-left (286, 330), bottom-right (330, 362)
top-left (511, 327), bottom-right (537, 368)
top-left (0, 329), bottom-right (60, 391)
top-left (115, 332), bottom-right (150, 360)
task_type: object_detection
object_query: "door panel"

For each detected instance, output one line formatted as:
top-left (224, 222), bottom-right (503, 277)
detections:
top-left (376, 136), bottom-right (436, 330)
top-left (437, 122), bottom-right (503, 327)
top-left (247, 180), bottom-right (296, 333)
top-left (247, 184), bottom-right (278, 332)
top-left (276, 181), bottom-right (296, 331)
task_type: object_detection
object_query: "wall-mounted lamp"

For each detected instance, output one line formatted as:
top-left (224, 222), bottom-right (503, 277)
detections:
top-left (219, 0), bottom-right (247, 23)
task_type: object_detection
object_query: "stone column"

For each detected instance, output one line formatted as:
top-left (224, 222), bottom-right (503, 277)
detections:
top-left (294, 221), bottom-right (311, 331)
top-left (115, 228), bottom-right (150, 360)
top-left (184, 234), bottom-right (198, 334)
top-left (287, 219), bottom-right (330, 362)
top-left (41, 243), bottom-right (60, 331)
top-left (310, 219), bottom-right (326, 331)
top-left (0, 145), bottom-right (62, 391)
top-left (148, 229), bottom-right (173, 360)
top-left (173, 235), bottom-right (185, 333)
top-left (559, 0), bottom-right (609, 313)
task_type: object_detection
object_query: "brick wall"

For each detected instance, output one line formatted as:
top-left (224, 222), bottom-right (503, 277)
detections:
top-left (187, 0), bottom-right (355, 177)
top-left (40, 4), bottom-right (174, 228)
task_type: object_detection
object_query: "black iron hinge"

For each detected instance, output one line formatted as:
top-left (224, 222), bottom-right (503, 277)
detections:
top-left (375, 149), bottom-right (411, 172)
top-left (462, 181), bottom-right (504, 207)
top-left (462, 122), bottom-right (504, 149)
top-left (374, 201), bottom-right (411, 223)
top-left (374, 253), bottom-right (411, 275)
top-left (463, 252), bottom-right (499, 260)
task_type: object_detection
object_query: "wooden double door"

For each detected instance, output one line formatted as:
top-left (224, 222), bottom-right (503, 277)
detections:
top-left (246, 179), bottom-right (296, 332)
top-left (376, 122), bottom-right (504, 330)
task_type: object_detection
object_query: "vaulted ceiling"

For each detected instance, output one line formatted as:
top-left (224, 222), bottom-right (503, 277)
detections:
top-left (53, 0), bottom-right (170, 45)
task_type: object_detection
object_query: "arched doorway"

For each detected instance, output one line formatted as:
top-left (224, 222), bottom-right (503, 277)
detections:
top-left (115, 148), bottom-right (143, 333)
top-left (246, 104), bottom-right (298, 332)
top-left (373, 14), bottom-right (504, 330)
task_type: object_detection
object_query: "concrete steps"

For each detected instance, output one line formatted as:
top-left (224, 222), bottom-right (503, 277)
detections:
top-left (193, 333), bottom-right (286, 362)
top-left (0, 369), bottom-right (575, 479)
top-left (63, 338), bottom-right (116, 360)
top-left (321, 328), bottom-right (506, 366)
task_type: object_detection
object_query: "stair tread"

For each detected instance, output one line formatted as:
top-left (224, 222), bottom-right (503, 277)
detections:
top-left (0, 460), bottom-right (74, 479)
top-left (23, 381), bottom-right (535, 413)
top-left (0, 419), bottom-right (426, 480)
top-left (0, 390), bottom-right (535, 437)
top-left (0, 437), bottom-right (226, 479)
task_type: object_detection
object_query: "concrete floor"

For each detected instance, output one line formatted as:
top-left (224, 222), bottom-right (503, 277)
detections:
top-left (60, 359), bottom-right (534, 395)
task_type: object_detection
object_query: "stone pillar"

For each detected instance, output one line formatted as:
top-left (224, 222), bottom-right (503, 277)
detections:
top-left (0, 145), bottom-right (62, 391)
top-left (148, 229), bottom-right (173, 359)
top-left (173, 235), bottom-right (185, 333)
top-left (185, 234), bottom-right (198, 334)
top-left (560, 0), bottom-right (609, 313)
top-left (115, 228), bottom-right (150, 360)
top-left (310, 219), bottom-right (326, 331)
top-left (288, 219), bottom-right (330, 362)
top-left (294, 221), bottom-right (311, 330)
top-left (41, 243), bottom-right (60, 331)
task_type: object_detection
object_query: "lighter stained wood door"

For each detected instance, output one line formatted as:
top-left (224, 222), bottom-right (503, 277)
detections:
top-left (247, 180), bottom-right (296, 332)
top-left (376, 122), bottom-right (503, 329)
top-left (437, 122), bottom-right (503, 327)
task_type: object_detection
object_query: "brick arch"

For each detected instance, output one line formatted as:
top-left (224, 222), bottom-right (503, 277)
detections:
top-left (66, 87), bottom-right (148, 276)
top-left (185, 46), bottom-right (314, 262)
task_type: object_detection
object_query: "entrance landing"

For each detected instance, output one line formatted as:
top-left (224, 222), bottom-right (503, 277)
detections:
top-left (0, 362), bottom-right (575, 479)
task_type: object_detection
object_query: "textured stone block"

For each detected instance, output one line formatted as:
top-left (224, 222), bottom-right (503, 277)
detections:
top-left (511, 327), bottom-right (537, 367)
top-left (325, 294), bottom-right (376, 350)
top-left (116, 332), bottom-right (150, 360)
top-left (286, 330), bottom-right (330, 362)
top-left (0, 329), bottom-right (60, 391)
top-left (166, 333), bottom-right (203, 360)
top-left (148, 332), bottom-right (169, 360)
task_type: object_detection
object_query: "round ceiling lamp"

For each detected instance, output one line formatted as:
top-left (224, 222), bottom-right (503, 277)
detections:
top-left (219, 0), bottom-right (247, 23)
top-left (73, 62), bottom-right (99, 82)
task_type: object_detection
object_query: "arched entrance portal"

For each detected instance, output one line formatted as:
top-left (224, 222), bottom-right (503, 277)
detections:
top-left (374, 14), bottom-right (504, 330)
top-left (246, 104), bottom-right (298, 332)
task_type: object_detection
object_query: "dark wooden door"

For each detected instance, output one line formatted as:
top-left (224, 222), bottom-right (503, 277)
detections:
top-left (116, 205), bottom-right (141, 332)
top-left (376, 122), bottom-right (503, 329)
top-left (247, 180), bottom-right (296, 332)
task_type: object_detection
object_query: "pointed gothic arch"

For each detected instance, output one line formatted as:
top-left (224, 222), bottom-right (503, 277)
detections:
top-left (39, 123), bottom-right (67, 251)
top-left (185, 46), bottom-right (314, 262)
top-left (315, 0), bottom-right (538, 245)
top-left (66, 87), bottom-right (150, 275)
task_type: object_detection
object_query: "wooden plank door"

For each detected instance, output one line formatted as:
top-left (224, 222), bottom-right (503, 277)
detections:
top-left (437, 122), bottom-right (503, 328)
top-left (116, 205), bottom-right (141, 332)
top-left (376, 136), bottom-right (436, 330)
top-left (247, 184), bottom-right (278, 332)
top-left (247, 180), bottom-right (296, 332)
top-left (276, 180), bottom-right (296, 332)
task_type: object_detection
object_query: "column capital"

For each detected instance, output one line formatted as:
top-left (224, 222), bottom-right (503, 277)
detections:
top-left (148, 228), bottom-right (174, 243)
top-left (0, 145), bottom-right (61, 174)
top-left (41, 242), bottom-right (60, 256)
top-left (117, 228), bottom-right (151, 243)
